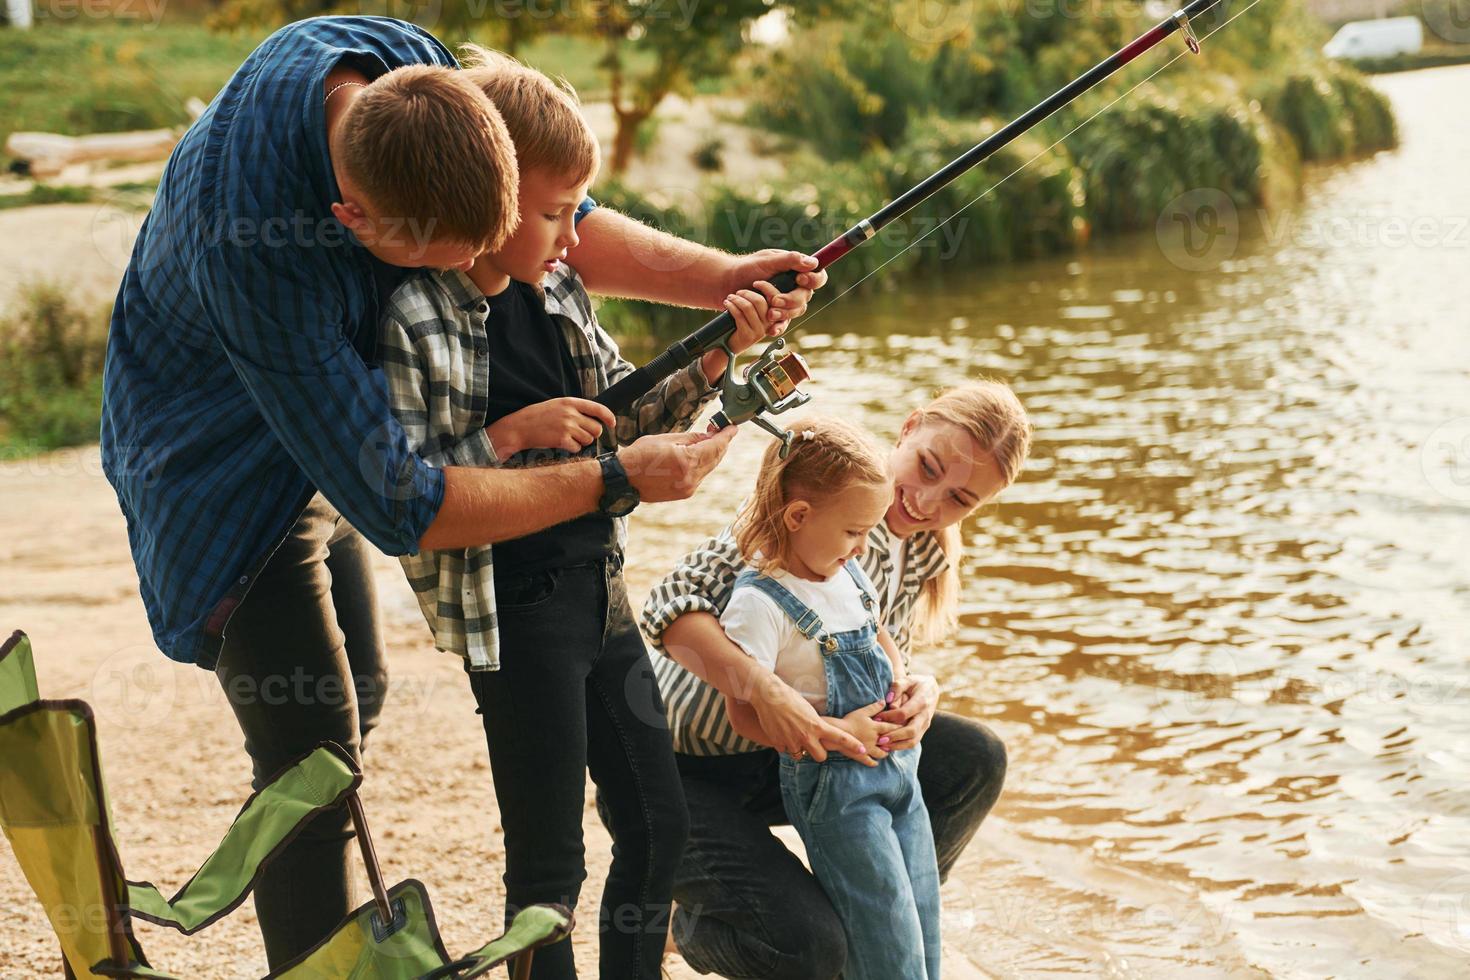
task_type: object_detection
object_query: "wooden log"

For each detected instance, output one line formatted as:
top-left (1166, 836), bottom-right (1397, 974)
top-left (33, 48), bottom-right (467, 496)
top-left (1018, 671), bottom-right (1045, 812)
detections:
top-left (5, 128), bottom-right (180, 178)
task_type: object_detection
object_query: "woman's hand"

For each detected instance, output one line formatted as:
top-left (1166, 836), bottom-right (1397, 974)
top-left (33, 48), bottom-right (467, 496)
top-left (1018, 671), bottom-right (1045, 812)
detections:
top-left (750, 673), bottom-right (867, 763)
top-left (875, 673), bottom-right (941, 752)
top-left (486, 397), bottom-right (617, 458)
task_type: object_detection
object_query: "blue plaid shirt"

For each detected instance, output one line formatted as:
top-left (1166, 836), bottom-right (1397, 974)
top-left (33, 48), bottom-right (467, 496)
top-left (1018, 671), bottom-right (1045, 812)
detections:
top-left (100, 16), bottom-right (593, 668)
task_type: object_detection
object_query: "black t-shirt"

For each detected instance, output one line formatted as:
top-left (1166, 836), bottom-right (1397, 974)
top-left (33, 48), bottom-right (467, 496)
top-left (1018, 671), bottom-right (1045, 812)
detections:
top-left (482, 280), bottom-right (615, 573)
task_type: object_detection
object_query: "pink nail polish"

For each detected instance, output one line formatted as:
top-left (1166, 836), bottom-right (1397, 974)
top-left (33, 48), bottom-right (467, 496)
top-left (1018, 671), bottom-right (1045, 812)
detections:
top-left (885, 691), bottom-right (895, 704)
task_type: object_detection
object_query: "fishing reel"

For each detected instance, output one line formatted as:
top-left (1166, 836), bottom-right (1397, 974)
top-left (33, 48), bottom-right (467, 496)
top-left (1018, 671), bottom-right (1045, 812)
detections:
top-left (708, 336), bottom-right (813, 457)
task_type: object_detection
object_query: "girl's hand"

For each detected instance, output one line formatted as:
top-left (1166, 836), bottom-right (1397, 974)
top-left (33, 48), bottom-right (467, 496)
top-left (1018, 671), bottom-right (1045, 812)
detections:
top-left (834, 700), bottom-right (903, 762)
top-left (875, 673), bottom-right (941, 751)
top-left (486, 397), bottom-right (617, 458)
top-left (699, 285), bottom-right (783, 384)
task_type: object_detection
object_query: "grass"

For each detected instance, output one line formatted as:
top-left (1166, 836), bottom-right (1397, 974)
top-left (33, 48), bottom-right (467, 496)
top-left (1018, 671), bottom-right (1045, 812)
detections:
top-left (0, 281), bottom-right (110, 454)
top-left (0, 20), bottom-right (271, 169)
top-left (1351, 47), bottom-right (1470, 74)
top-left (0, 184), bottom-right (96, 210)
top-left (0, 19), bottom-right (658, 170)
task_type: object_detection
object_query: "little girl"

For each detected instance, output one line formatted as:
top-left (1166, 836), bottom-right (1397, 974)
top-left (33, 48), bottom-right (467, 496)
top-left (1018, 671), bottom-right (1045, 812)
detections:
top-left (718, 417), bottom-right (941, 980)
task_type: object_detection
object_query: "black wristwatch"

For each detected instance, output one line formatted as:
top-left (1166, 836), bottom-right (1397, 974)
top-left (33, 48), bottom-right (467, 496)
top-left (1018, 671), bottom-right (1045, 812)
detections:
top-left (597, 452), bottom-right (640, 517)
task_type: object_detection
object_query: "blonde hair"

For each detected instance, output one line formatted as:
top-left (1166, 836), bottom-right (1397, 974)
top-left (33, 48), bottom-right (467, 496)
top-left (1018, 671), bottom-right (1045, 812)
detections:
top-left (909, 380), bottom-right (1033, 645)
top-left (459, 44), bottom-right (601, 187)
top-left (734, 417), bottom-right (891, 575)
top-left (337, 64), bottom-right (519, 252)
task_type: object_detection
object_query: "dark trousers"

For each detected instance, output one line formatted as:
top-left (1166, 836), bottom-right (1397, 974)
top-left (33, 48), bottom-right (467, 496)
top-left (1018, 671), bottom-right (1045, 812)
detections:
top-left (214, 494), bottom-right (388, 967)
top-left (468, 558), bottom-right (690, 980)
top-left (649, 712), bottom-right (1006, 980)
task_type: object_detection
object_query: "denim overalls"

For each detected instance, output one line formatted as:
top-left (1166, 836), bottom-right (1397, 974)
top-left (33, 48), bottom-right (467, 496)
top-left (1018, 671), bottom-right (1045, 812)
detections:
top-left (732, 559), bottom-right (941, 980)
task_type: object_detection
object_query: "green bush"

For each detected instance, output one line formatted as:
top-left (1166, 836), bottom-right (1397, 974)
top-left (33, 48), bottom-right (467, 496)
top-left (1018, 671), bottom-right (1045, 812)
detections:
top-left (1258, 68), bottom-right (1397, 162)
top-left (0, 282), bottom-right (110, 452)
top-left (1066, 88), bottom-right (1268, 234)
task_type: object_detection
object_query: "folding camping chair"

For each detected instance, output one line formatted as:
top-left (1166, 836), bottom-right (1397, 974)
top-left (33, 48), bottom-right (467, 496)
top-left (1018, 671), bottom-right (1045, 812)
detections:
top-left (0, 629), bottom-right (573, 979)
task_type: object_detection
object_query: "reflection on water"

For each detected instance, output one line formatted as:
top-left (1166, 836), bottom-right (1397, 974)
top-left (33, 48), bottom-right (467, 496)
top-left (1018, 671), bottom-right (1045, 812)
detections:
top-left (625, 66), bottom-right (1470, 977)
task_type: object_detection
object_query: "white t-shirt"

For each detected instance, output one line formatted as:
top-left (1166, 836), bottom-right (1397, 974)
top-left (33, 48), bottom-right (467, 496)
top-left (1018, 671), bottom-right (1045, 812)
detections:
top-left (719, 567), bottom-right (873, 711)
top-left (886, 523), bottom-right (907, 616)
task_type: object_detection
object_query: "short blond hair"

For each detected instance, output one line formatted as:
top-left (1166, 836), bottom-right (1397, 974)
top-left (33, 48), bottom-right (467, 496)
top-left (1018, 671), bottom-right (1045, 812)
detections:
top-left (735, 417), bottom-right (892, 576)
top-left (459, 44), bottom-right (600, 186)
top-left (337, 64), bottom-right (519, 252)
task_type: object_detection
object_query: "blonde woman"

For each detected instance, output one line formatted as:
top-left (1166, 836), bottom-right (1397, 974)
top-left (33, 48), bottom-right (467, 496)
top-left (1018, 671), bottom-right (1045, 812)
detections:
top-left (628, 382), bottom-right (1031, 979)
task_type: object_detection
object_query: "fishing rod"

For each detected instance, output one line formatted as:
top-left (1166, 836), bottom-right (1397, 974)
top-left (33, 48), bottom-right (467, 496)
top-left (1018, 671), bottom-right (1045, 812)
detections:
top-left (596, 0), bottom-right (1224, 454)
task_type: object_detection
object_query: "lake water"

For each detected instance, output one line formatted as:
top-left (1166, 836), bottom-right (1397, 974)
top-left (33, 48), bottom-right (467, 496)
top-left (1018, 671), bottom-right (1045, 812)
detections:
top-left (626, 64), bottom-right (1470, 977)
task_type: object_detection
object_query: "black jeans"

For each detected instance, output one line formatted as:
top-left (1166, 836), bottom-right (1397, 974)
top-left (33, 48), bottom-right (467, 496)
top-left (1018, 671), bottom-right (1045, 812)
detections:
top-left (468, 557), bottom-right (689, 980)
top-left (638, 712), bottom-right (1007, 980)
top-left (214, 493), bottom-right (388, 967)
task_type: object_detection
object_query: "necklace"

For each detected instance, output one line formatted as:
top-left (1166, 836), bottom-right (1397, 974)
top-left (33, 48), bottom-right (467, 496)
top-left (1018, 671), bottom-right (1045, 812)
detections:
top-left (325, 80), bottom-right (366, 103)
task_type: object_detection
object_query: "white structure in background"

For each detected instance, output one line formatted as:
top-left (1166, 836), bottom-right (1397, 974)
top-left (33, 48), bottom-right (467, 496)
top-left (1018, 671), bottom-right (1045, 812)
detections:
top-left (1323, 16), bottom-right (1424, 58)
top-left (5, 0), bottom-right (33, 28)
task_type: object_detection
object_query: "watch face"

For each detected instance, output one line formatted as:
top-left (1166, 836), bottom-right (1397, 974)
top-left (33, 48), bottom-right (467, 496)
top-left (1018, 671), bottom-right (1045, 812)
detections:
top-left (607, 494), bottom-right (638, 517)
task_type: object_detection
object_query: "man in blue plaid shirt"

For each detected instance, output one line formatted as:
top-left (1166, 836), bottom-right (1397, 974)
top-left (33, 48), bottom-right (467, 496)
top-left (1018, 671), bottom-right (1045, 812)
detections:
top-left (99, 15), bottom-right (826, 965)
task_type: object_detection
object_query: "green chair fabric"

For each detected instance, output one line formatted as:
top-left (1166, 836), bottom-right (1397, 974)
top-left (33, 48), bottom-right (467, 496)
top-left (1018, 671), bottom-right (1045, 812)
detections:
top-left (0, 630), bottom-right (574, 979)
top-left (0, 630), bottom-right (39, 713)
top-left (126, 745), bottom-right (359, 935)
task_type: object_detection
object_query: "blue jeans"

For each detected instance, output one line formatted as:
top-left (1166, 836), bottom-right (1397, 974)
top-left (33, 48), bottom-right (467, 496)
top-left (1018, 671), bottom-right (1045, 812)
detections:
top-left (738, 563), bottom-right (941, 980)
top-left (645, 714), bottom-right (1004, 980)
top-left (468, 557), bottom-right (689, 980)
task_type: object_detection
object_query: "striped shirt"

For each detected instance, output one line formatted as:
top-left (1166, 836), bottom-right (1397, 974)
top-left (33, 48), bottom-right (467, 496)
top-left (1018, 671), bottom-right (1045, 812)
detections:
top-left (641, 523), bottom-right (948, 756)
top-left (380, 262), bottom-right (719, 670)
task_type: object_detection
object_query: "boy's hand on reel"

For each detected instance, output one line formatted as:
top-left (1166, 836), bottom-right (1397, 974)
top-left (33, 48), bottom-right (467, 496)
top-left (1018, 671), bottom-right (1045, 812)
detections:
top-left (487, 397), bottom-right (617, 458)
top-left (725, 250), bottom-right (828, 324)
top-left (701, 284), bottom-right (783, 384)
